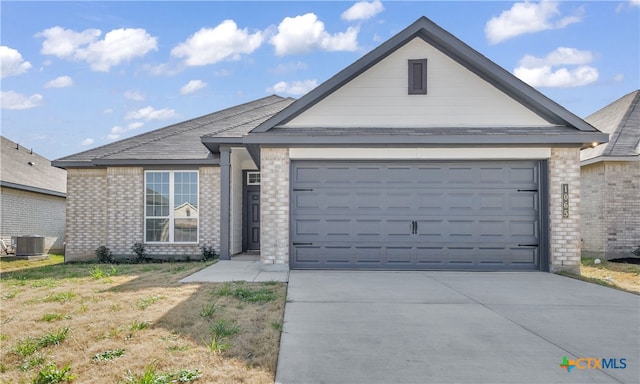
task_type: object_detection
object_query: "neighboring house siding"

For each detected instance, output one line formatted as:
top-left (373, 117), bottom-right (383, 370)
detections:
top-left (65, 166), bottom-right (221, 262)
top-left (549, 147), bottom-right (582, 273)
top-left (66, 168), bottom-right (107, 261)
top-left (582, 161), bottom-right (640, 258)
top-left (260, 147), bottom-right (289, 265)
top-left (0, 187), bottom-right (66, 253)
top-left (285, 38), bottom-right (552, 128)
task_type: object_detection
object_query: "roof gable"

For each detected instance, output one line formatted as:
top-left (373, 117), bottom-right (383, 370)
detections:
top-left (581, 90), bottom-right (640, 162)
top-left (253, 16), bottom-right (598, 133)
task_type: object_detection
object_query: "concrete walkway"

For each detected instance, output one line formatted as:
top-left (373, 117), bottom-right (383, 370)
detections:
top-left (179, 259), bottom-right (289, 283)
top-left (276, 271), bottom-right (639, 384)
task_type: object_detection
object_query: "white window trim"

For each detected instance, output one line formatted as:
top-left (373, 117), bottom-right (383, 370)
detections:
top-left (246, 171), bottom-right (261, 185)
top-left (144, 170), bottom-right (199, 244)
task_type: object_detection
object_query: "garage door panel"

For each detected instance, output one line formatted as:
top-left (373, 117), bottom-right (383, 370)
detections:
top-left (291, 161), bottom-right (542, 270)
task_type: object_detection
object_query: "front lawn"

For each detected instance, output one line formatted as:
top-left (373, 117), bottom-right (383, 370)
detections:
top-left (0, 259), bottom-right (286, 383)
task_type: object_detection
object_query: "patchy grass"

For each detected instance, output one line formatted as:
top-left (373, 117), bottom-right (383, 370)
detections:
top-left (559, 257), bottom-right (640, 295)
top-left (0, 254), bottom-right (64, 273)
top-left (0, 259), bottom-right (286, 383)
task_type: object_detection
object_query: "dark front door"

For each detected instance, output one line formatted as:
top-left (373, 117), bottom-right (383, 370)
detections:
top-left (245, 188), bottom-right (260, 250)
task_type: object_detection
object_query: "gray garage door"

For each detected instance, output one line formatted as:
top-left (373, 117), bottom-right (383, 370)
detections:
top-left (290, 161), bottom-right (544, 270)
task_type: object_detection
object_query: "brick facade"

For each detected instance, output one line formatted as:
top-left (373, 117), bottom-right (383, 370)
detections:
top-left (260, 147), bottom-right (290, 266)
top-left (548, 147), bottom-right (582, 274)
top-left (66, 168), bottom-right (107, 260)
top-left (0, 187), bottom-right (66, 253)
top-left (65, 166), bottom-right (220, 261)
top-left (581, 161), bottom-right (640, 258)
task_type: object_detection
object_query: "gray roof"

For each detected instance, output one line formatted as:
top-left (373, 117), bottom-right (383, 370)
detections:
top-left (581, 90), bottom-right (640, 163)
top-left (1, 136), bottom-right (66, 196)
top-left (252, 16), bottom-right (603, 136)
top-left (53, 95), bottom-right (294, 168)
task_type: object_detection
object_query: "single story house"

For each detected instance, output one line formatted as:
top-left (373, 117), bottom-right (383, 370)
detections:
top-left (580, 90), bottom-right (639, 259)
top-left (1, 136), bottom-right (67, 254)
top-left (54, 17), bottom-right (607, 273)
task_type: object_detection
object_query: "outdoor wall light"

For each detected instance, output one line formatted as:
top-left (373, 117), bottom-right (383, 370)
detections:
top-left (28, 161), bottom-right (35, 166)
top-left (591, 142), bottom-right (599, 147)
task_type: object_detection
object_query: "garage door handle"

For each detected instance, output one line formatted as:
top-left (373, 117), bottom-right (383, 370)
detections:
top-left (293, 188), bottom-right (314, 192)
top-left (411, 221), bottom-right (418, 234)
top-left (293, 242), bottom-right (313, 246)
top-left (517, 189), bottom-right (538, 192)
top-left (518, 244), bottom-right (539, 247)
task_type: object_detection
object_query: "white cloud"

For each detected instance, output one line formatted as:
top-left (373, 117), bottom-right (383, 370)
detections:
top-left (80, 138), bottom-right (94, 146)
top-left (268, 79), bottom-right (318, 95)
top-left (214, 69), bottom-right (233, 77)
top-left (0, 46), bottom-right (32, 78)
top-left (613, 73), bottom-right (624, 82)
top-left (103, 108), bottom-right (113, 114)
top-left (107, 122), bottom-right (144, 140)
top-left (0, 90), bottom-right (44, 110)
top-left (514, 47), bottom-right (599, 88)
top-left (270, 61), bottom-right (308, 74)
top-left (124, 90), bottom-right (145, 101)
top-left (485, 1), bottom-right (583, 44)
top-left (270, 13), bottom-right (359, 55)
top-left (180, 79), bottom-right (207, 95)
top-left (44, 75), bottom-right (73, 88)
top-left (125, 106), bottom-right (177, 121)
top-left (342, 0), bottom-right (384, 21)
top-left (171, 20), bottom-right (263, 66)
top-left (36, 26), bottom-right (158, 71)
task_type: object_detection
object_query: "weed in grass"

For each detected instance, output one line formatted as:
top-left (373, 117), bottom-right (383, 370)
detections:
top-left (38, 327), bottom-right (69, 348)
top-left (123, 365), bottom-right (202, 384)
top-left (2, 290), bottom-right (19, 300)
top-left (270, 321), bottom-right (283, 332)
top-left (31, 363), bottom-right (76, 384)
top-left (199, 303), bottom-right (218, 318)
top-left (43, 291), bottom-right (76, 303)
top-left (20, 353), bottom-right (47, 371)
top-left (140, 265), bottom-right (161, 272)
top-left (89, 266), bottom-right (107, 279)
top-left (0, 333), bottom-right (6, 341)
top-left (92, 348), bottom-right (125, 362)
top-left (215, 282), bottom-right (277, 303)
top-left (40, 313), bottom-right (65, 322)
top-left (78, 304), bottom-right (88, 313)
top-left (136, 295), bottom-right (164, 310)
top-left (206, 319), bottom-right (239, 353)
top-left (110, 303), bottom-right (122, 312)
top-left (129, 320), bottom-right (150, 331)
top-left (13, 337), bottom-right (39, 357)
top-left (167, 345), bottom-right (190, 352)
top-left (1, 362), bottom-right (7, 373)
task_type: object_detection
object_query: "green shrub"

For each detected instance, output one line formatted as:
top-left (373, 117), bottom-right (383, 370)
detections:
top-left (131, 242), bottom-right (147, 263)
top-left (95, 246), bottom-right (113, 264)
top-left (200, 246), bottom-right (218, 261)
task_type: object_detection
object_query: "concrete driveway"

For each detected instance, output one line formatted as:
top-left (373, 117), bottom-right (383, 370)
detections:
top-left (276, 271), bottom-right (639, 384)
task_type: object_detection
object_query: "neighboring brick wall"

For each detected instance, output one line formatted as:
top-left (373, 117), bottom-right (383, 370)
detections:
top-left (580, 163), bottom-right (606, 256)
top-left (65, 166), bottom-right (221, 261)
top-left (0, 187), bottom-right (66, 253)
top-left (549, 148), bottom-right (582, 274)
top-left (106, 167), bottom-right (144, 255)
top-left (65, 168), bottom-right (107, 261)
top-left (604, 161), bottom-right (640, 256)
top-left (260, 147), bottom-right (290, 266)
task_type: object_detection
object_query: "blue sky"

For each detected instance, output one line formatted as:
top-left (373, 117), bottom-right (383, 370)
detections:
top-left (1, 1), bottom-right (639, 160)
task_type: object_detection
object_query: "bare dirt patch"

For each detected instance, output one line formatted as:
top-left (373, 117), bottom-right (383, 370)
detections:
top-left (0, 261), bottom-right (286, 383)
top-left (579, 258), bottom-right (640, 294)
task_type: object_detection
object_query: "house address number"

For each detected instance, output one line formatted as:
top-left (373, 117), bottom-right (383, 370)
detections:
top-left (562, 184), bottom-right (569, 218)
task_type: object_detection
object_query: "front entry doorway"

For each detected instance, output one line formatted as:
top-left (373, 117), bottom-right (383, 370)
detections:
top-left (243, 171), bottom-right (260, 251)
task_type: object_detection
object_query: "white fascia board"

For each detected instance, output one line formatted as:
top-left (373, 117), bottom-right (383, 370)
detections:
top-left (289, 147), bottom-right (551, 160)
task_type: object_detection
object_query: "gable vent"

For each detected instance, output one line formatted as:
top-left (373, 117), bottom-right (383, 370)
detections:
top-left (408, 59), bottom-right (427, 95)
